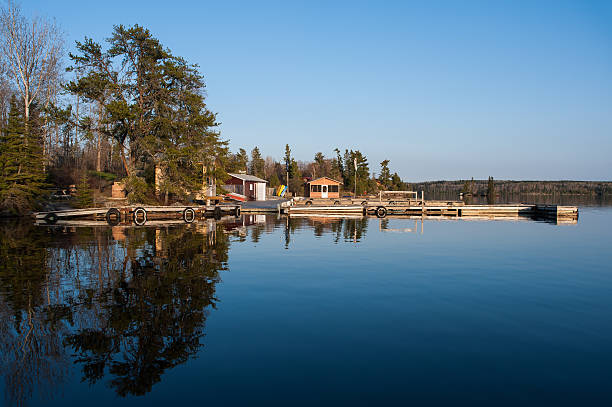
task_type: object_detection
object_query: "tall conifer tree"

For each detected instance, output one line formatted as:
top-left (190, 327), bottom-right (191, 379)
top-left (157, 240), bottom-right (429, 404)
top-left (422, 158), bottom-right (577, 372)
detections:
top-left (0, 96), bottom-right (46, 213)
top-left (250, 147), bottom-right (264, 178)
top-left (67, 25), bottom-right (229, 202)
top-left (379, 159), bottom-right (391, 189)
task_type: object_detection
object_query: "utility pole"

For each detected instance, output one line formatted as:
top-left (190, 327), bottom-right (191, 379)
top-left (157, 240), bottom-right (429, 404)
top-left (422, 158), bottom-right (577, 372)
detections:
top-left (353, 157), bottom-right (357, 197)
top-left (284, 144), bottom-right (291, 193)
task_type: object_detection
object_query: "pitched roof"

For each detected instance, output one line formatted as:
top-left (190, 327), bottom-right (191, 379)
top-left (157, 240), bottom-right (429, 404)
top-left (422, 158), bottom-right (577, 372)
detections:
top-left (227, 173), bottom-right (268, 183)
top-left (307, 176), bottom-right (342, 184)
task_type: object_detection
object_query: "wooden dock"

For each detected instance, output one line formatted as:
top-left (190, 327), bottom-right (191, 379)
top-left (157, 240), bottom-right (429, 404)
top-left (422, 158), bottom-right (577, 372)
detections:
top-left (286, 202), bottom-right (578, 221)
top-left (33, 204), bottom-right (241, 225)
top-left (290, 189), bottom-right (578, 221)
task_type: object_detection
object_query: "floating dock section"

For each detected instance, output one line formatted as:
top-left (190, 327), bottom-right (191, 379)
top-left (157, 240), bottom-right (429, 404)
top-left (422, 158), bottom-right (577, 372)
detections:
top-left (286, 202), bottom-right (578, 221)
top-left (34, 204), bottom-right (241, 226)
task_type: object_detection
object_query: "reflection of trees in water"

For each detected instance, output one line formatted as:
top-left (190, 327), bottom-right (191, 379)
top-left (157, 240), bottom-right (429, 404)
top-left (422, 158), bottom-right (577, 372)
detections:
top-left (0, 222), bottom-right (230, 405)
top-left (0, 215), bottom-right (370, 405)
top-left (222, 214), bottom-right (369, 247)
top-left (282, 216), bottom-right (368, 247)
top-left (223, 215), bottom-right (286, 243)
top-left (65, 226), bottom-right (229, 396)
top-left (250, 224), bottom-right (264, 243)
top-left (341, 218), bottom-right (368, 242)
top-left (0, 222), bottom-right (69, 407)
top-left (380, 218), bottom-right (389, 230)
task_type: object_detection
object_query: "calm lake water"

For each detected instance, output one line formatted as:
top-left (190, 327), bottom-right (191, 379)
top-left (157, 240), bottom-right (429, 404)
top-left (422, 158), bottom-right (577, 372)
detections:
top-left (1, 207), bottom-right (611, 406)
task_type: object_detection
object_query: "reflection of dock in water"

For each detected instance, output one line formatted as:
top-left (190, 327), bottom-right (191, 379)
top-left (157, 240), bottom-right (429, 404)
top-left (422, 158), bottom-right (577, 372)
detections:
top-left (290, 212), bottom-right (577, 226)
top-left (379, 219), bottom-right (422, 234)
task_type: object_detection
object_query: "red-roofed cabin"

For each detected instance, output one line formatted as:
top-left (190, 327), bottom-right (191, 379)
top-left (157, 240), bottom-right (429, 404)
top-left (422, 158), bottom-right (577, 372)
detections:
top-left (305, 177), bottom-right (341, 199)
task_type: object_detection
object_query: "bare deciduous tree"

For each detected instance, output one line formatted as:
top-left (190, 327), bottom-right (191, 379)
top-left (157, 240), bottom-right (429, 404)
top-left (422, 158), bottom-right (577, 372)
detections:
top-left (0, 0), bottom-right (63, 127)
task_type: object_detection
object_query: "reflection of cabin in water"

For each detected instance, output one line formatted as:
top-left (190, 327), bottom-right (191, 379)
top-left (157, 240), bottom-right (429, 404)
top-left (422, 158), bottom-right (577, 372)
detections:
top-left (224, 173), bottom-right (268, 201)
top-left (305, 177), bottom-right (341, 199)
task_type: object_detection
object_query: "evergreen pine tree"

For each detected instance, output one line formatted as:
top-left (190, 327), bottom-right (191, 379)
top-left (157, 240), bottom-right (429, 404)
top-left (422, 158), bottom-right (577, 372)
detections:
top-left (333, 148), bottom-right (344, 183)
top-left (0, 97), bottom-right (23, 192)
top-left (379, 159), bottom-right (391, 189)
top-left (0, 97), bottom-right (46, 214)
top-left (288, 158), bottom-right (301, 194)
top-left (75, 174), bottom-right (94, 208)
top-left (237, 148), bottom-right (249, 172)
top-left (269, 172), bottom-right (280, 188)
top-left (314, 152), bottom-right (325, 178)
top-left (284, 144), bottom-right (292, 178)
top-left (391, 173), bottom-right (404, 191)
top-left (343, 149), bottom-right (370, 195)
top-left (250, 146), bottom-right (265, 178)
top-left (68, 25), bottom-right (229, 201)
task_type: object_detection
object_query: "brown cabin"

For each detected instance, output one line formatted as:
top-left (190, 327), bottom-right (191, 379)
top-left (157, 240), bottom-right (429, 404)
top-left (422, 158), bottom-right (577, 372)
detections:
top-left (305, 177), bottom-right (341, 198)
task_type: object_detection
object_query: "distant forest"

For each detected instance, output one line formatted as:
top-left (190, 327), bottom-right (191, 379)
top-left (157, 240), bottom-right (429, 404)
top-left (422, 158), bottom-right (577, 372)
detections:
top-left (409, 180), bottom-right (612, 200)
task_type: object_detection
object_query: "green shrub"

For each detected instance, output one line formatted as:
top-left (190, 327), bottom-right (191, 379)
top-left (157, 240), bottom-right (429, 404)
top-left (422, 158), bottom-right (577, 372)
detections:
top-left (124, 175), bottom-right (150, 204)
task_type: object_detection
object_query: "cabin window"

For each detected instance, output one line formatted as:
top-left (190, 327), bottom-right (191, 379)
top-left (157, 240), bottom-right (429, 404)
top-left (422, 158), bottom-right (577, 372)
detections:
top-left (312, 185), bottom-right (322, 192)
top-left (329, 185), bottom-right (339, 192)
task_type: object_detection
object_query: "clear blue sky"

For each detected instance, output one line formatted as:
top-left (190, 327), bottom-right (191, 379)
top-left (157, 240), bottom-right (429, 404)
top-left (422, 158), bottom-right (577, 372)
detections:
top-left (28, 0), bottom-right (612, 181)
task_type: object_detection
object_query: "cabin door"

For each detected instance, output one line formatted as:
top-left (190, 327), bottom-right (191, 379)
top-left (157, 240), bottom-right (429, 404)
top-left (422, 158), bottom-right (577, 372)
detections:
top-left (321, 185), bottom-right (328, 198)
top-left (256, 183), bottom-right (266, 201)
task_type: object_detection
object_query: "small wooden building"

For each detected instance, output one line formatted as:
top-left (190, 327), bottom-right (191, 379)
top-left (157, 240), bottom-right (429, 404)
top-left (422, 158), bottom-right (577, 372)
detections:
top-left (305, 177), bottom-right (341, 199)
top-left (225, 173), bottom-right (268, 201)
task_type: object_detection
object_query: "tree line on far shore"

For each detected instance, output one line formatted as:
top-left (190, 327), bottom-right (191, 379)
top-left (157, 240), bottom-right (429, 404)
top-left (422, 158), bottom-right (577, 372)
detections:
top-left (412, 179), bottom-right (612, 200)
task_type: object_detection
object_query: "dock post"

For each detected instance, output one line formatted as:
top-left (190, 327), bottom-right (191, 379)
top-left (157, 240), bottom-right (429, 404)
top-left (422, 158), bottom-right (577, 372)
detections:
top-left (421, 190), bottom-right (424, 215)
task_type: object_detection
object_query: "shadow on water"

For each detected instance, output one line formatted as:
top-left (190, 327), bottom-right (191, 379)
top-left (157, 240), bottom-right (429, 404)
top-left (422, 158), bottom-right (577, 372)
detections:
top-left (0, 220), bottom-right (233, 406)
